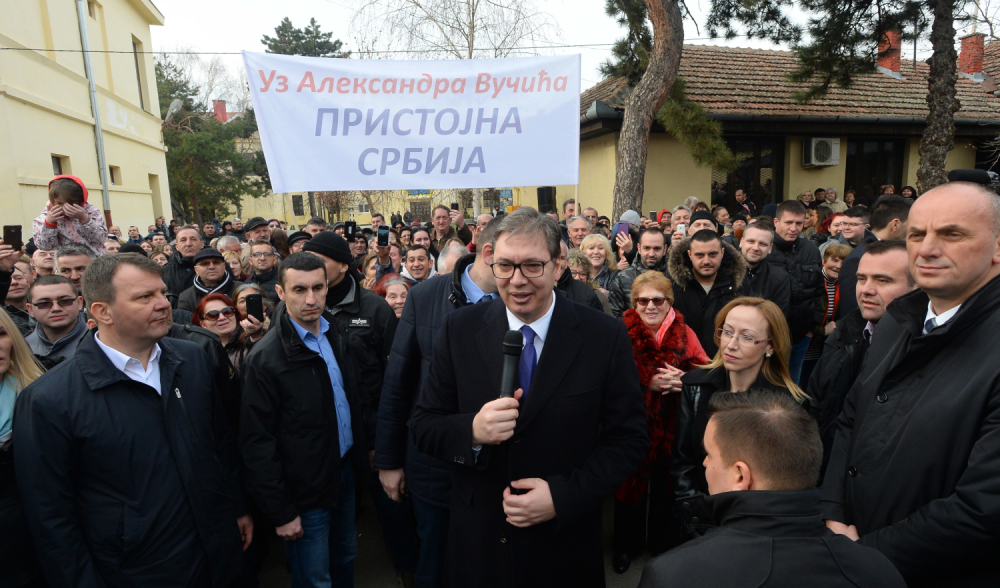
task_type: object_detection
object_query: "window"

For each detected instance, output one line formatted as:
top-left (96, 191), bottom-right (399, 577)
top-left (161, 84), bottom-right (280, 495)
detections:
top-left (844, 139), bottom-right (905, 203)
top-left (710, 137), bottom-right (785, 212)
top-left (108, 165), bottom-right (120, 186)
top-left (51, 155), bottom-right (64, 175)
top-left (132, 37), bottom-right (146, 111)
top-left (87, 1), bottom-right (95, 17)
top-left (357, 201), bottom-right (370, 213)
top-left (292, 195), bottom-right (304, 216)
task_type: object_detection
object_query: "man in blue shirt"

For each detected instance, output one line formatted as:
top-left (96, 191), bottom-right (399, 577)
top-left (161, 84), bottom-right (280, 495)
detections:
top-left (241, 253), bottom-right (371, 588)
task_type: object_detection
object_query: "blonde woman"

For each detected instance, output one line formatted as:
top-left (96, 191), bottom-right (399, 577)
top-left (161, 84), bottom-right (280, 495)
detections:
top-left (580, 233), bottom-right (618, 291)
top-left (0, 308), bottom-right (46, 586)
top-left (671, 297), bottom-right (807, 526)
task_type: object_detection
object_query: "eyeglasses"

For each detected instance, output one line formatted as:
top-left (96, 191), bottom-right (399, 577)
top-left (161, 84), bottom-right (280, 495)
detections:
top-left (203, 306), bottom-right (236, 321)
top-left (569, 269), bottom-right (589, 278)
top-left (716, 327), bottom-right (769, 347)
top-left (30, 297), bottom-right (77, 310)
top-left (490, 260), bottom-right (551, 279)
top-left (636, 297), bottom-right (667, 308)
top-left (250, 252), bottom-right (276, 258)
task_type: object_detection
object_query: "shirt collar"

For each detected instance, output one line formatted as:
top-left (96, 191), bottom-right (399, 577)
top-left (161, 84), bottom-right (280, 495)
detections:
top-left (924, 301), bottom-right (962, 329)
top-left (461, 263), bottom-right (491, 303)
top-left (94, 331), bottom-right (161, 372)
top-left (290, 314), bottom-right (329, 343)
top-left (505, 291), bottom-right (556, 345)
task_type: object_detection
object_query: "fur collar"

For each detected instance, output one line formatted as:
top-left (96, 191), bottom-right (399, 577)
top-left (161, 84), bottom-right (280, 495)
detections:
top-left (667, 236), bottom-right (747, 290)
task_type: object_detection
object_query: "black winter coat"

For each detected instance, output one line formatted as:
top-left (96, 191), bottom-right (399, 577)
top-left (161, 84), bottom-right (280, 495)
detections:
top-left (240, 304), bottom-right (373, 527)
top-left (168, 323), bottom-right (241, 432)
top-left (327, 272), bottom-right (398, 413)
top-left (821, 277), bottom-right (1000, 587)
top-left (176, 277), bottom-right (243, 312)
top-left (374, 254), bottom-right (477, 506)
top-left (804, 309), bottom-right (867, 481)
top-left (246, 267), bottom-right (280, 305)
top-left (835, 230), bottom-right (879, 316)
top-left (639, 490), bottom-right (905, 588)
top-left (608, 252), bottom-right (668, 318)
top-left (163, 251), bottom-right (197, 306)
top-left (410, 293), bottom-right (648, 587)
top-left (667, 237), bottom-right (748, 357)
top-left (766, 234), bottom-right (822, 342)
top-left (738, 260), bottom-right (792, 319)
top-left (555, 267), bottom-right (605, 314)
top-left (14, 333), bottom-right (246, 588)
top-left (1, 443), bottom-right (43, 587)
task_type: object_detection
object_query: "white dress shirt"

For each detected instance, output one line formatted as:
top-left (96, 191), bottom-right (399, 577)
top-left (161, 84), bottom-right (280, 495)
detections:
top-left (923, 302), bottom-right (962, 335)
top-left (95, 332), bottom-right (163, 395)
top-left (504, 291), bottom-right (557, 360)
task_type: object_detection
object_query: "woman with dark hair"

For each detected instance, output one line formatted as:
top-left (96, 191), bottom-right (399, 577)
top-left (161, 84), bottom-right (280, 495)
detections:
top-left (671, 298), bottom-right (807, 534)
top-left (269, 228), bottom-right (291, 259)
top-left (900, 185), bottom-right (918, 199)
top-left (613, 272), bottom-right (709, 573)
top-left (0, 308), bottom-right (47, 587)
top-left (843, 189), bottom-right (857, 207)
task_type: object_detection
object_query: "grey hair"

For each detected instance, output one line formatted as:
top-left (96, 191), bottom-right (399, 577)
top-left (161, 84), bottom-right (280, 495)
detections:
top-left (567, 215), bottom-right (592, 229)
top-left (672, 205), bottom-right (691, 215)
top-left (684, 197), bottom-right (700, 209)
top-left (381, 275), bottom-right (410, 290)
top-left (216, 235), bottom-right (241, 250)
top-left (437, 245), bottom-right (468, 273)
top-left (81, 253), bottom-right (164, 305)
top-left (233, 282), bottom-right (275, 314)
top-left (490, 207), bottom-right (562, 260)
top-left (55, 243), bottom-right (96, 263)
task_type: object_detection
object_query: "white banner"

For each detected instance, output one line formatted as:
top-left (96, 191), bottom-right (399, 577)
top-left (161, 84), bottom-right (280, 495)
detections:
top-left (242, 51), bottom-right (581, 193)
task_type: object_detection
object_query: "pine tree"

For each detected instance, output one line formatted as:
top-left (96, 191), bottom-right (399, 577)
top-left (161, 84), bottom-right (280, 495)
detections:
top-left (261, 17), bottom-right (350, 58)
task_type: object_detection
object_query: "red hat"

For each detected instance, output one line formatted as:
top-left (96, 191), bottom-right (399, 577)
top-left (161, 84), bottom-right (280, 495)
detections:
top-left (48, 175), bottom-right (89, 204)
top-left (657, 209), bottom-right (670, 223)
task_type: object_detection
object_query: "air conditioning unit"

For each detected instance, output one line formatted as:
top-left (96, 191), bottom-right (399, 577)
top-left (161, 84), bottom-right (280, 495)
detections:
top-left (802, 138), bottom-right (840, 167)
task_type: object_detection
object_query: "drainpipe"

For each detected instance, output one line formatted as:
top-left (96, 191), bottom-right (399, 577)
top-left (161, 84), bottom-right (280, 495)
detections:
top-left (75, 0), bottom-right (112, 225)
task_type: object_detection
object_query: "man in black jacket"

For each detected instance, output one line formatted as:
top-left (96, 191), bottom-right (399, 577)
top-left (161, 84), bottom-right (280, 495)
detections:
top-left (375, 217), bottom-right (502, 588)
top-left (838, 196), bottom-right (911, 315)
top-left (738, 222), bottom-right (791, 318)
top-left (641, 390), bottom-right (904, 588)
top-left (410, 208), bottom-right (647, 587)
top-left (667, 231), bottom-right (747, 356)
top-left (301, 233), bottom-right (417, 583)
top-left (163, 225), bottom-right (204, 307)
top-left (608, 228), bottom-right (668, 317)
top-left (246, 238), bottom-right (281, 304)
top-left (766, 201), bottom-right (822, 384)
top-left (806, 240), bottom-right (914, 481)
top-left (241, 253), bottom-right (372, 588)
top-left (822, 183), bottom-right (1000, 587)
top-left (15, 253), bottom-right (251, 588)
top-left (177, 248), bottom-right (243, 312)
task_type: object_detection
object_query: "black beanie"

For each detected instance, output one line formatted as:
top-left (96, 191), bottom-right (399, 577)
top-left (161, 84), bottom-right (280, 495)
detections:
top-left (302, 232), bottom-right (354, 265)
top-left (119, 242), bottom-right (147, 256)
top-left (690, 210), bottom-right (718, 226)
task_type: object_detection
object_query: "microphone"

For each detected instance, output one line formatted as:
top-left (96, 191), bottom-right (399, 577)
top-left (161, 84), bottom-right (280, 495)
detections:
top-left (500, 330), bottom-right (523, 399)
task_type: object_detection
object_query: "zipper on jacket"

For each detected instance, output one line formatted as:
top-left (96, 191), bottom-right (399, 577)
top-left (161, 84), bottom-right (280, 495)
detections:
top-left (174, 388), bottom-right (206, 447)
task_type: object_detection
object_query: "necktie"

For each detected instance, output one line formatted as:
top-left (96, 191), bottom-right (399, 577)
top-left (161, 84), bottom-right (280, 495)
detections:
top-left (923, 318), bottom-right (937, 335)
top-left (477, 294), bottom-right (494, 304)
top-left (519, 325), bottom-right (537, 395)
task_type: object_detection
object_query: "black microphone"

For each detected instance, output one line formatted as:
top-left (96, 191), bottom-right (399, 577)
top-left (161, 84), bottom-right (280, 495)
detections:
top-left (500, 330), bottom-right (523, 399)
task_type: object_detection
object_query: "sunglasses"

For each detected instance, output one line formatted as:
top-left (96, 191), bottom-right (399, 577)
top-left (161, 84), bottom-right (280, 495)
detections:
top-left (636, 297), bottom-right (667, 308)
top-left (31, 297), bottom-right (77, 310)
top-left (203, 306), bottom-right (236, 321)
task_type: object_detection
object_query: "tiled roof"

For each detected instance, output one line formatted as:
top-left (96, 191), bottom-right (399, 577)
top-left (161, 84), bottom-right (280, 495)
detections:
top-left (582, 43), bottom-right (1000, 121)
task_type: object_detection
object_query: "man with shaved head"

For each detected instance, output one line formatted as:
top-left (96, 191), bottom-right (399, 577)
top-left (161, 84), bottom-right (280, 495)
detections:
top-left (822, 182), bottom-right (1000, 586)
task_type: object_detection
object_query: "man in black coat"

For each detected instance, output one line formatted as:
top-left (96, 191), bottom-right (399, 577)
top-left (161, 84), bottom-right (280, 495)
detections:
top-left (837, 195), bottom-right (911, 315)
top-left (245, 238), bottom-right (281, 304)
top-left (766, 201), bottom-right (823, 384)
top-left (738, 222), bottom-right (791, 318)
top-left (15, 253), bottom-right (250, 588)
top-left (608, 228), bottom-right (668, 318)
top-left (410, 208), bottom-right (648, 588)
top-left (162, 225), bottom-right (204, 307)
top-left (667, 231), bottom-right (747, 357)
top-left (822, 183), bottom-right (1000, 587)
top-left (375, 217), bottom-right (502, 588)
top-left (240, 253), bottom-right (372, 587)
top-left (806, 240), bottom-right (915, 480)
top-left (177, 248), bottom-right (243, 312)
top-left (641, 390), bottom-right (904, 588)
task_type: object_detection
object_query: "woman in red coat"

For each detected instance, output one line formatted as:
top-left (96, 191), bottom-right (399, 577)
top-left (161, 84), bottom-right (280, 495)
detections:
top-left (613, 271), bottom-right (710, 574)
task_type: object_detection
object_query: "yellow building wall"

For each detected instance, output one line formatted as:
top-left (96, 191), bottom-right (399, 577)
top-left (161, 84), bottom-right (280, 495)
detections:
top-left (642, 133), bottom-right (714, 214)
top-left (0, 0), bottom-right (170, 239)
top-left (901, 138), bottom-right (977, 189)
top-left (783, 137), bottom-right (849, 201)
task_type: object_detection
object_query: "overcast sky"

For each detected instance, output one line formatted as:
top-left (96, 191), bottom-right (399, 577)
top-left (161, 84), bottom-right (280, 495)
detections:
top-left (149, 0), bottom-right (965, 97)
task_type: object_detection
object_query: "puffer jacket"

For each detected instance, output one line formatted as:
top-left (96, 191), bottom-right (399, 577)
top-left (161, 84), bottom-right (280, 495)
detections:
top-left (608, 252), bottom-right (669, 318)
top-left (667, 237), bottom-right (748, 357)
top-left (766, 234), bottom-right (823, 342)
top-left (32, 201), bottom-right (107, 256)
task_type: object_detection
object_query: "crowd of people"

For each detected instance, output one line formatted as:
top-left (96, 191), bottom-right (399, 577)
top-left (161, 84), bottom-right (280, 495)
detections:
top-left (0, 173), bottom-right (997, 588)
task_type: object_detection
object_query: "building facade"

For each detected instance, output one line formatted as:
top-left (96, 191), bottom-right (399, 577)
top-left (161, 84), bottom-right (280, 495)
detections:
top-left (1, 0), bottom-right (170, 237)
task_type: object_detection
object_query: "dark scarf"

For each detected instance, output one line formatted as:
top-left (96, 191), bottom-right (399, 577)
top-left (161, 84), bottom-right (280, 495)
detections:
top-left (327, 273), bottom-right (355, 308)
top-left (193, 270), bottom-right (232, 296)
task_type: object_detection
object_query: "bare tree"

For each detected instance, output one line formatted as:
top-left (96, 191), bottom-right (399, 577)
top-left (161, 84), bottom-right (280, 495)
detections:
top-left (351, 0), bottom-right (559, 215)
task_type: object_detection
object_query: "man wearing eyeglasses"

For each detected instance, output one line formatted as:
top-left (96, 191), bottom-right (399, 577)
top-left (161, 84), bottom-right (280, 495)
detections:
top-left (246, 239), bottom-right (281, 304)
top-left (177, 249), bottom-right (243, 312)
top-left (25, 275), bottom-right (87, 362)
top-left (410, 207), bottom-right (648, 588)
top-left (837, 207), bottom-right (875, 249)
